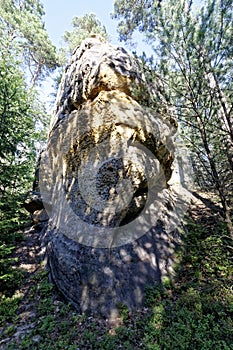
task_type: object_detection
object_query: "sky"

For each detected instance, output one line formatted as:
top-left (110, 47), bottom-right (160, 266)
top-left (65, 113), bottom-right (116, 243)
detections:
top-left (42, 0), bottom-right (121, 48)
top-left (40, 0), bottom-right (151, 107)
top-left (41, 0), bottom-right (151, 53)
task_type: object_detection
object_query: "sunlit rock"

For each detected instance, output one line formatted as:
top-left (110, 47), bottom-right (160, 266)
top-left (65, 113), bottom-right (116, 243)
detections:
top-left (40, 37), bottom-right (191, 317)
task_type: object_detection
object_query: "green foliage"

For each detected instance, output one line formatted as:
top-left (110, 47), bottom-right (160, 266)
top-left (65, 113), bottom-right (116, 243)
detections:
top-left (4, 218), bottom-right (232, 349)
top-left (0, 243), bottom-right (25, 296)
top-left (0, 57), bottom-right (36, 167)
top-left (63, 13), bottom-right (109, 55)
top-left (0, 295), bottom-right (22, 327)
top-left (0, 3), bottom-right (232, 349)
top-left (113, 0), bottom-right (233, 235)
top-left (0, 62), bottom-right (31, 206)
top-left (0, 54), bottom-right (36, 296)
top-left (152, 219), bottom-right (233, 349)
top-left (0, 0), bottom-right (55, 299)
top-left (0, 0), bottom-right (59, 85)
top-left (117, 303), bottom-right (130, 322)
top-left (145, 284), bottom-right (164, 307)
top-left (53, 13), bottom-right (110, 93)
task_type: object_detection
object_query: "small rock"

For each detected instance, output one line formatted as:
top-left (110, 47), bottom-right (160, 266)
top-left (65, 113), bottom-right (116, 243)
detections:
top-left (32, 209), bottom-right (49, 223)
top-left (23, 191), bottom-right (44, 213)
top-left (32, 335), bottom-right (41, 343)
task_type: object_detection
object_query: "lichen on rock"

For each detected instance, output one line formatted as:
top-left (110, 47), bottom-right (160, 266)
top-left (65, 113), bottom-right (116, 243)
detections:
top-left (39, 37), bottom-right (192, 317)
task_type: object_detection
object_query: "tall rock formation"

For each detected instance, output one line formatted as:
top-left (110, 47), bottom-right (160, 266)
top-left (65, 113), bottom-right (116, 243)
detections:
top-left (39, 37), bottom-right (191, 318)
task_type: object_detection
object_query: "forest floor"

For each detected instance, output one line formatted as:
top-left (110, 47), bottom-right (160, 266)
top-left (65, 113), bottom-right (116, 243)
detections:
top-left (0, 192), bottom-right (232, 350)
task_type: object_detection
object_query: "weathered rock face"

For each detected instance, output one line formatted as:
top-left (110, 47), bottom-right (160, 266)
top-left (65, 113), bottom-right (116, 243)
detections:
top-left (40, 37), bottom-right (189, 318)
top-left (50, 37), bottom-right (152, 131)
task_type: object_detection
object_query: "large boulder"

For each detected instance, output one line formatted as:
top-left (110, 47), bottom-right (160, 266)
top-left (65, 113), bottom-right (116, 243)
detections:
top-left (40, 37), bottom-right (191, 318)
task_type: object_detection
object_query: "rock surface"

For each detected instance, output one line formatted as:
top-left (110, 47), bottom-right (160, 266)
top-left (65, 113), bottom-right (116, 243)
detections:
top-left (40, 37), bottom-right (190, 317)
top-left (50, 37), bottom-right (152, 131)
top-left (23, 191), bottom-right (44, 213)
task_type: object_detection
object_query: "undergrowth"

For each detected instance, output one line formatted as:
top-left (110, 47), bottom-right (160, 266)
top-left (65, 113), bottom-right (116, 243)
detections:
top-left (0, 195), bottom-right (28, 298)
top-left (0, 216), bottom-right (232, 349)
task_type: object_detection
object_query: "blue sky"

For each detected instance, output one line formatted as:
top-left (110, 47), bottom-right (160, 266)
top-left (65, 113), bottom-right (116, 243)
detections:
top-left (40, 0), bottom-right (151, 106)
top-left (41, 0), bottom-right (151, 53)
top-left (42, 0), bottom-right (120, 47)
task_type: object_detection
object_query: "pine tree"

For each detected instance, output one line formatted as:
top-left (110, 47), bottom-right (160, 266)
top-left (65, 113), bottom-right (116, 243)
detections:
top-left (0, 0), bottom-right (59, 86)
top-left (113, 0), bottom-right (233, 235)
top-left (63, 13), bottom-right (109, 55)
top-left (0, 0), bottom-right (58, 294)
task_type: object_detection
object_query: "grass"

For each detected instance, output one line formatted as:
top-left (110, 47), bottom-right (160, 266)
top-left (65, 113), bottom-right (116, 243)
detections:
top-left (0, 214), bottom-right (232, 349)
